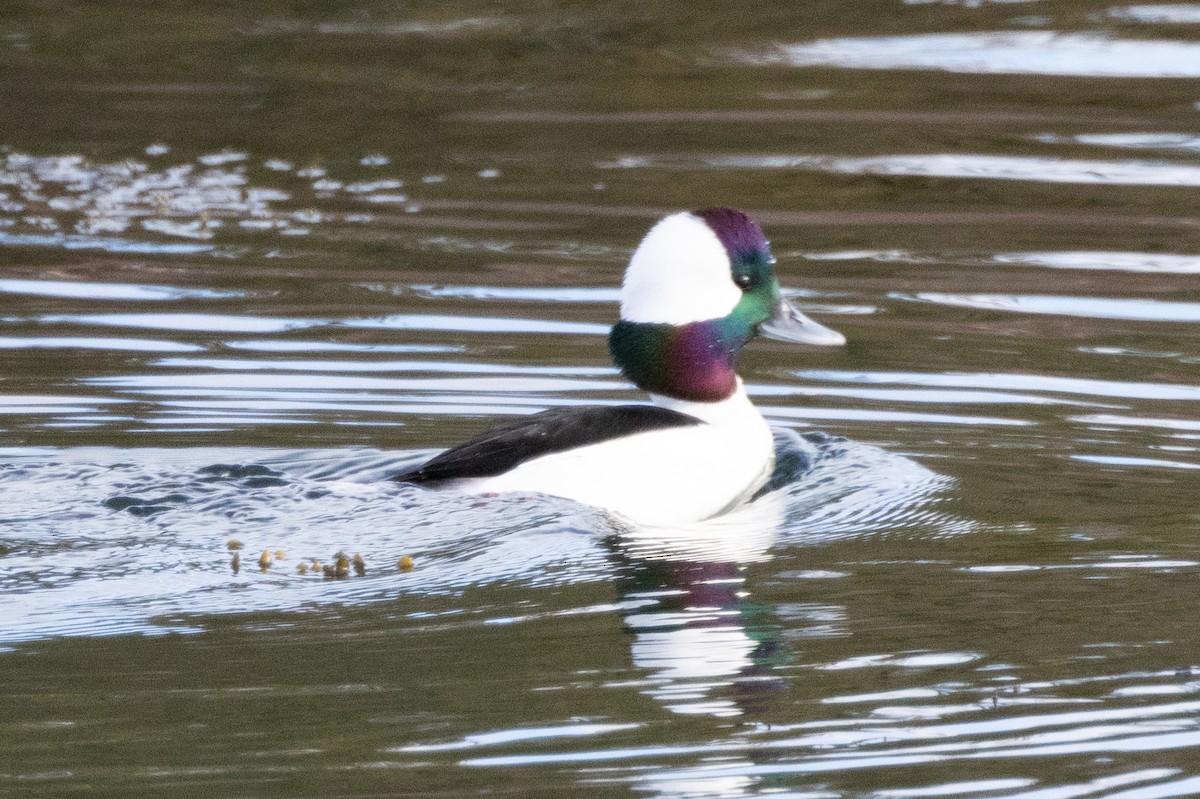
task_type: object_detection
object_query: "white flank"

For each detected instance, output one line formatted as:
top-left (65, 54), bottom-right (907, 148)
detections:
top-left (449, 388), bottom-right (774, 526)
top-left (619, 212), bottom-right (741, 325)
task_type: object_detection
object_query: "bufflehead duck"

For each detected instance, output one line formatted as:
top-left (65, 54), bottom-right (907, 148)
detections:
top-left (393, 208), bottom-right (844, 525)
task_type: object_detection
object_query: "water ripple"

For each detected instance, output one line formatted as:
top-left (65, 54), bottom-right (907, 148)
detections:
top-left (0, 336), bottom-right (203, 352)
top-left (36, 312), bottom-right (324, 333)
top-left (0, 434), bottom-right (956, 645)
top-left (730, 32), bottom-right (1200, 78)
top-left (991, 251), bottom-right (1200, 273)
top-left (152, 357), bottom-right (616, 376)
top-left (0, 278), bottom-right (242, 301)
top-left (1038, 132), bottom-right (1200, 154)
top-left (601, 153), bottom-right (1200, 186)
top-left (1108, 4), bottom-right (1200, 24)
top-left (895, 293), bottom-right (1200, 322)
top-left (0, 230), bottom-right (215, 254)
top-left (796, 370), bottom-right (1200, 402)
top-left (342, 314), bottom-right (609, 335)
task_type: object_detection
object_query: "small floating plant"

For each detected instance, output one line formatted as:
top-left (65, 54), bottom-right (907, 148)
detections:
top-left (222, 541), bottom-right (414, 577)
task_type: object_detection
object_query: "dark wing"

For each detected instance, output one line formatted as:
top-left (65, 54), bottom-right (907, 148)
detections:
top-left (393, 404), bottom-right (702, 484)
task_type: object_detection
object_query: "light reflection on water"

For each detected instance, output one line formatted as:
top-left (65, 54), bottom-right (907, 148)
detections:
top-left (2, 0), bottom-right (1200, 795)
top-left (732, 31), bottom-right (1200, 77)
top-left (1108, 4), bottom-right (1200, 25)
top-left (897, 293), bottom-right (1200, 322)
top-left (806, 250), bottom-right (1200, 275)
top-left (1035, 133), bottom-right (1200, 154)
top-left (0, 278), bottom-right (245, 300)
top-left (3, 148), bottom-right (1200, 792)
top-left (600, 153), bottom-right (1200, 186)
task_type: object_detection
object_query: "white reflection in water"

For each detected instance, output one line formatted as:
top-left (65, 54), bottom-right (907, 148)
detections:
top-left (0, 231), bottom-right (214, 254)
top-left (0, 336), bottom-right (203, 352)
top-left (309, 18), bottom-right (505, 36)
top-left (638, 768), bottom-right (1183, 799)
top-left (394, 722), bottom-right (642, 753)
top-left (602, 153), bottom-right (1200, 186)
top-left (625, 771), bottom-right (769, 799)
top-left (88, 372), bottom-right (621, 394)
top-left (905, 0), bottom-right (1042, 4)
top-left (0, 151), bottom-right (298, 242)
top-left (804, 249), bottom-right (1200, 274)
top-left (874, 777), bottom-right (1036, 796)
top-left (605, 699), bottom-right (1200, 782)
top-left (1038, 132), bottom-right (1200, 153)
top-left (343, 314), bottom-right (609, 335)
top-left (992, 252), bottom-right (1200, 273)
top-left (966, 556), bottom-right (1199, 572)
top-left (1072, 414), bottom-right (1200, 431)
top-left (755, 382), bottom-right (1111, 407)
top-left (152, 357), bottom-right (616, 376)
top-left (731, 32), bottom-right (1200, 78)
top-left (37, 312), bottom-right (324, 333)
top-left (0, 395), bottom-right (127, 415)
top-left (0, 279), bottom-right (242, 301)
top-left (897, 293), bottom-right (1200, 322)
top-left (224, 340), bottom-right (462, 354)
top-left (821, 651), bottom-right (982, 670)
top-left (197, 150), bottom-right (248, 166)
top-left (27, 311), bottom-right (606, 336)
top-left (824, 688), bottom-right (942, 704)
top-left (615, 519), bottom-right (781, 714)
top-left (1003, 770), bottom-right (1192, 799)
top-left (1108, 4), bottom-right (1200, 24)
top-left (1072, 454), bottom-right (1200, 471)
top-left (405, 285), bottom-right (620, 303)
top-left (146, 414), bottom-right (317, 426)
top-left (797, 369), bottom-right (1200, 402)
top-left (766, 406), bottom-right (1032, 426)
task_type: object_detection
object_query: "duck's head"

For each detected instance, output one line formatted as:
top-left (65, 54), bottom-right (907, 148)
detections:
top-left (609, 208), bottom-right (844, 403)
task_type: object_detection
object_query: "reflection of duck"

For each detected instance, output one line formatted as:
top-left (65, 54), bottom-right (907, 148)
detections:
top-left (609, 496), bottom-right (790, 718)
top-left (394, 208), bottom-right (843, 525)
top-left (614, 558), bottom-right (787, 719)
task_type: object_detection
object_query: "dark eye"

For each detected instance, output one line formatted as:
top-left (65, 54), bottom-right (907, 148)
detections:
top-left (734, 273), bottom-right (753, 290)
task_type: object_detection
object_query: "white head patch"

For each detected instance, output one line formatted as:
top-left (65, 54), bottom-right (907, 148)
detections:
top-left (619, 212), bottom-right (741, 325)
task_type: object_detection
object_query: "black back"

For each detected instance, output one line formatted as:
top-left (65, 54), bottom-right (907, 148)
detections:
top-left (393, 404), bottom-right (703, 484)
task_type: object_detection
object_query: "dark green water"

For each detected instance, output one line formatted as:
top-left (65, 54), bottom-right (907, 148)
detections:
top-left (2, 2), bottom-right (1200, 797)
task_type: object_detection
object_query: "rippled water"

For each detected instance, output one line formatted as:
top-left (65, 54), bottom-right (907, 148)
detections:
top-left (3, 1), bottom-right (1200, 797)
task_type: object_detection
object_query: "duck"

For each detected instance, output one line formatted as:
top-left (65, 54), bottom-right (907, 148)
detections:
top-left (392, 207), bottom-right (844, 526)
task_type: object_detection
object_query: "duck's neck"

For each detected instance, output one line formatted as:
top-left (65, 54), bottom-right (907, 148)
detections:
top-left (649, 379), bottom-right (764, 426)
top-left (609, 318), bottom-right (745, 403)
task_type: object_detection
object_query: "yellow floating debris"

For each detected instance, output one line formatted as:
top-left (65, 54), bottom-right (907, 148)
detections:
top-left (226, 539), bottom-right (244, 551)
top-left (398, 555), bottom-right (414, 572)
top-left (258, 549), bottom-right (272, 570)
top-left (352, 553), bottom-right (365, 577)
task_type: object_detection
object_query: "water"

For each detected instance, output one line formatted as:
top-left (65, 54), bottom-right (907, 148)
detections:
top-left (2, 1), bottom-right (1200, 796)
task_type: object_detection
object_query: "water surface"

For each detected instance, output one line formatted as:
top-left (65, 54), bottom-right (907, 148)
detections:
top-left (2, 1), bottom-right (1200, 797)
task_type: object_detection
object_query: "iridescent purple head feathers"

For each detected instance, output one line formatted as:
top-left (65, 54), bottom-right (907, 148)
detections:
top-left (693, 207), bottom-right (771, 268)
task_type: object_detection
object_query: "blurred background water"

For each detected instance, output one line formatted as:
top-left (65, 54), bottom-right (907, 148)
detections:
top-left (2, 1), bottom-right (1200, 797)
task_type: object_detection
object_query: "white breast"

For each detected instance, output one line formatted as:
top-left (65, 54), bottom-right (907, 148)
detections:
top-left (445, 387), bottom-right (775, 526)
